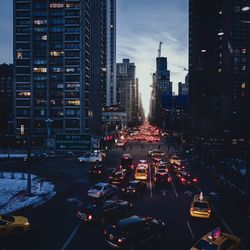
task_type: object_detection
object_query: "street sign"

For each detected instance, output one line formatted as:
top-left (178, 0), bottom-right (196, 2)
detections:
top-left (55, 134), bottom-right (91, 151)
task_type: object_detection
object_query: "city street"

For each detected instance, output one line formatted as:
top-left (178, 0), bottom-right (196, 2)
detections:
top-left (0, 139), bottom-right (249, 250)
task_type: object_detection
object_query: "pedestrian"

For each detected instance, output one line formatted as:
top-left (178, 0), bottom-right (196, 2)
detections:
top-left (158, 144), bottom-right (161, 150)
top-left (141, 143), bottom-right (144, 150)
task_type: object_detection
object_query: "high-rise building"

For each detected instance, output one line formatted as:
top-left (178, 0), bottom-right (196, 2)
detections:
top-left (150, 56), bottom-right (171, 125)
top-left (189, 0), bottom-right (250, 138)
top-left (14, 0), bottom-right (104, 142)
top-left (103, 0), bottom-right (116, 107)
top-left (0, 64), bottom-right (13, 136)
top-left (116, 59), bottom-right (137, 126)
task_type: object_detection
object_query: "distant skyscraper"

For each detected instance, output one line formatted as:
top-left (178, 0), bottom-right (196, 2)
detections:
top-left (189, 0), bottom-right (250, 138)
top-left (103, 0), bottom-right (116, 107)
top-left (14, 0), bottom-right (104, 141)
top-left (116, 59), bottom-right (137, 126)
top-left (178, 73), bottom-right (189, 96)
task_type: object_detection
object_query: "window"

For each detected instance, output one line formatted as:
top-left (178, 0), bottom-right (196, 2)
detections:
top-left (50, 3), bottom-right (64, 8)
top-left (65, 3), bottom-right (80, 8)
top-left (65, 100), bottom-right (80, 106)
top-left (33, 59), bottom-right (47, 65)
top-left (50, 51), bottom-right (64, 57)
top-left (16, 91), bottom-right (31, 97)
top-left (33, 68), bottom-right (47, 73)
top-left (34, 19), bottom-right (48, 25)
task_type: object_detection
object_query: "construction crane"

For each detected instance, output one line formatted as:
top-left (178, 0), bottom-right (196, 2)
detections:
top-left (158, 42), bottom-right (163, 58)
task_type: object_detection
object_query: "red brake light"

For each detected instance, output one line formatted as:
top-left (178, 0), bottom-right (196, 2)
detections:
top-left (168, 177), bottom-right (172, 182)
top-left (208, 209), bottom-right (211, 213)
top-left (193, 178), bottom-right (198, 183)
top-left (181, 178), bottom-right (186, 182)
top-left (98, 170), bottom-right (102, 174)
top-left (88, 214), bottom-right (93, 220)
top-left (182, 165), bottom-right (186, 169)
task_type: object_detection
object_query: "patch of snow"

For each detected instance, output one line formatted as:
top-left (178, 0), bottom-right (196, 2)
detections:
top-left (0, 172), bottom-right (56, 214)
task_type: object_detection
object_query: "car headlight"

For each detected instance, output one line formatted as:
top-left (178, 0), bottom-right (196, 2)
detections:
top-left (24, 222), bottom-right (30, 226)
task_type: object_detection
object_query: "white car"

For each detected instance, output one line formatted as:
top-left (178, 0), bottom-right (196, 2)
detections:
top-left (87, 182), bottom-right (117, 199)
top-left (78, 152), bottom-right (102, 163)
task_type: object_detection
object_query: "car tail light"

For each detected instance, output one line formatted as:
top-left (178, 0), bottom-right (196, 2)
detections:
top-left (98, 170), bottom-right (102, 174)
top-left (193, 178), bottom-right (198, 183)
top-left (181, 178), bottom-right (186, 182)
top-left (190, 208), bottom-right (194, 211)
top-left (104, 229), bottom-right (106, 234)
top-left (160, 172), bottom-right (165, 176)
top-left (133, 189), bottom-right (136, 192)
top-left (182, 165), bottom-right (186, 169)
top-left (88, 214), bottom-right (93, 220)
top-left (168, 177), bottom-right (172, 182)
top-left (208, 209), bottom-right (211, 213)
top-left (118, 238), bottom-right (125, 244)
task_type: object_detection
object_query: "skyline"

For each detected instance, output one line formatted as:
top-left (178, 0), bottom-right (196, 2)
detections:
top-left (0, 0), bottom-right (188, 115)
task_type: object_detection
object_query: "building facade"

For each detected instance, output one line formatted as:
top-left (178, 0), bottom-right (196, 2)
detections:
top-left (14, 0), bottom-right (105, 143)
top-left (103, 0), bottom-right (116, 107)
top-left (0, 64), bottom-right (13, 137)
top-left (116, 59), bottom-right (137, 126)
top-left (189, 0), bottom-right (250, 138)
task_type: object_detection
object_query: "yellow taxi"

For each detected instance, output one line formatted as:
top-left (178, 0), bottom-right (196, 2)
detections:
top-left (191, 227), bottom-right (241, 250)
top-left (0, 214), bottom-right (31, 236)
top-left (135, 166), bottom-right (148, 181)
top-left (190, 192), bottom-right (211, 219)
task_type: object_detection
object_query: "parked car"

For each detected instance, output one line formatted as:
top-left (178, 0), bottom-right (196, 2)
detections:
top-left (24, 153), bottom-right (47, 163)
top-left (104, 215), bottom-right (166, 249)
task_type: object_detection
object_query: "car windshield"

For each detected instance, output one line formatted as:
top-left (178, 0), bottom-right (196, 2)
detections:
top-left (136, 168), bottom-right (146, 173)
top-left (157, 169), bottom-right (166, 174)
top-left (114, 172), bottom-right (123, 178)
top-left (121, 157), bottom-right (132, 165)
top-left (1, 215), bottom-right (15, 222)
top-left (193, 202), bottom-right (209, 209)
top-left (158, 165), bottom-right (166, 170)
top-left (93, 185), bottom-right (103, 190)
top-left (194, 239), bottom-right (217, 250)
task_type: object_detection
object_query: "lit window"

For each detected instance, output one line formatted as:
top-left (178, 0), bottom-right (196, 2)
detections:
top-left (17, 51), bottom-right (23, 59)
top-left (49, 3), bottom-right (64, 8)
top-left (241, 82), bottom-right (246, 89)
top-left (42, 35), bottom-right (47, 40)
top-left (33, 68), bottom-right (47, 73)
top-left (17, 92), bottom-right (31, 97)
top-left (50, 51), bottom-right (63, 57)
top-left (241, 48), bottom-right (247, 54)
top-left (65, 3), bottom-right (80, 8)
top-left (241, 65), bottom-right (247, 71)
top-left (34, 19), bottom-right (47, 25)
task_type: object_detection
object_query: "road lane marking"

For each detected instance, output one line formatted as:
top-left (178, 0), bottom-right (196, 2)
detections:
top-left (171, 180), bottom-right (179, 198)
top-left (61, 222), bottom-right (81, 250)
top-left (186, 221), bottom-right (195, 240)
top-left (212, 205), bottom-right (233, 234)
top-left (149, 163), bottom-right (153, 198)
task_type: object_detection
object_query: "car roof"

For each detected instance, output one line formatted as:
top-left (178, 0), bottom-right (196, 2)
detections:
top-left (122, 154), bottom-right (132, 158)
top-left (118, 215), bottom-right (145, 227)
top-left (94, 182), bottom-right (108, 187)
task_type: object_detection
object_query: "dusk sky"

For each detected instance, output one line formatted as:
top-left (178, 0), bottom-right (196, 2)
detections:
top-left (0, 0), bottom-right (188, 115)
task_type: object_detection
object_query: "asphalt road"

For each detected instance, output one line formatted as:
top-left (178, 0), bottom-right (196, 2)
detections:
top-left (0, 140), bottom-right (249, 250)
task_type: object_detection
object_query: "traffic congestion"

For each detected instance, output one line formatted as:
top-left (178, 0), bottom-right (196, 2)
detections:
top-left (0, 121), bottom-right (247, 250)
